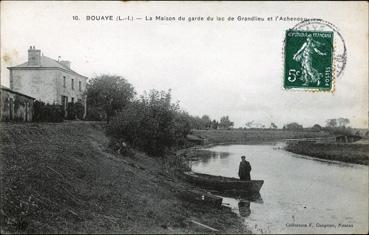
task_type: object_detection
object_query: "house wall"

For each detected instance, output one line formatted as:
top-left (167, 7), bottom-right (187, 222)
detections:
top-left (55, 70), bottom-right (87, 104)
top-left (9, 68), bottom-right (87, 106)
top-left (10, 69), bottom-right (58, 104)
top-left (1, 89), bottom-right (34, 122)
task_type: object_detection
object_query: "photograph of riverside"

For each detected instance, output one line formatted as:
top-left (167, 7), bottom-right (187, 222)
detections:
top-left (1, 1), bottom-right (368, 235)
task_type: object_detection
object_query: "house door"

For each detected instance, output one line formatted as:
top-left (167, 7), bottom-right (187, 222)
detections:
top-left (25, 102), bottom-right (29, 121)
top-left (61, 96), bottom-right (68, 117)
top-left (9, 98), bottom-right (14, 120)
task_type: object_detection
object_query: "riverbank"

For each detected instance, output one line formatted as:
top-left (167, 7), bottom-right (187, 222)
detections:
top-left (285, 141), bottom-right (369, 165)
top-left (192, 129), bottom-right (369, 165)
top-left (192, 129), bottom-right (330, 144)
top-left (0, 122), bottom-right (249, 233)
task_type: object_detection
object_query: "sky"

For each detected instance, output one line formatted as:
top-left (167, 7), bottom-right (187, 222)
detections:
top-left (1, 1), bottom-right (368, 128)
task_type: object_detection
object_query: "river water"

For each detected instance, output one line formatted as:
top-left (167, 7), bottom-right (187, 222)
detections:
top-left (190, 144), bottom-right (368, 234)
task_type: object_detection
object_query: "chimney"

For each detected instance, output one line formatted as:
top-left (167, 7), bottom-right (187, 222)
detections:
top-left (59, 60), bottom-right (71, 69)
top-left (28, 46), bottom-right (41, 65)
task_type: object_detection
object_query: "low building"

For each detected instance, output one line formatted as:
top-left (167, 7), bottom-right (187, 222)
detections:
top-left (335, 135), bottom-right (361, 143)
top-left (1, 86), bottom-right (35, 122)
top-left (7, 46), bottom-right (88, 116)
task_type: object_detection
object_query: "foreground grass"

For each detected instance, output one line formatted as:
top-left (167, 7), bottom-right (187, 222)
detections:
top-left (0, 122), bottom-right (249, 234)
top-left (285, 141), bottom-right (369, 165)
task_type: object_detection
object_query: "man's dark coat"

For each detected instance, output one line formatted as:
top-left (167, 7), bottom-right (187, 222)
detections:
top-left (238, 160), bottom-right (251, 181)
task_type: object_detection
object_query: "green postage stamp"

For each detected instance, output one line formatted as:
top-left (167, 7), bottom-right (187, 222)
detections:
top-left (284, 30), bottom-right (334, 91)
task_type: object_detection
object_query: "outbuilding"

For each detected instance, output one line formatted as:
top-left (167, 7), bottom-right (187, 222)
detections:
top-left (1, 86), bottom-right (35, 122)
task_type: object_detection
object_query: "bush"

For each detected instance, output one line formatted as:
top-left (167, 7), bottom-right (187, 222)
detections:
top-left (86, 75), bottom-right (135, 122)
top-left (85, 106), bottom-right (106, 121)
top-left (33, 100), bottom-right (64, 122)
top-left (283, 122), bottom-right (303, 130)
top-left (66, 102), bottom-right (84, 120)
top-left (107, 90), bottom-right (192, 156)
top-left (311, 124), bottom-right (322, 131)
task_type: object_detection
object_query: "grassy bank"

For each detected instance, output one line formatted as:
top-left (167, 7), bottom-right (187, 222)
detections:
top-left (285, 141), bottom-right (369, 165)
top-left (192, 129), bottom-right (330, 144)
top-left (0, 122), bottom-right (249, 233)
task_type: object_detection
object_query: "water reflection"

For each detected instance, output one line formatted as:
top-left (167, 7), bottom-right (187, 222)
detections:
top-left (192, 149), bottom-right (230, 164)
top-left (218, 192), bottom-right (262, 219)
top-left (216, 191), bottom-right (263, 204)
top-left (238, 200), bottom-right (251, 218)
top-left (219, 152), bottom-right (229, 159)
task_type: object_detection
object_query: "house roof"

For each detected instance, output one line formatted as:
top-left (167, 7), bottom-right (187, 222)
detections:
top-left (8, 56), bottom-right (88, 79)
top-left (1, 86), bottom-right (35, 100)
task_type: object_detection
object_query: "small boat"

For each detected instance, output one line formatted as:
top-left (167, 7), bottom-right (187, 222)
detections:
top-left (181, 171), bottom-right (264, 194)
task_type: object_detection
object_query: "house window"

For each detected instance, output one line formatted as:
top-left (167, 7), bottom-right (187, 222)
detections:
top-left (79, 81), bottom-right (82, 91)
top-left (63, 76), bottom-right (66, 88)
top-left (71, 79), bottom-right (74, 90)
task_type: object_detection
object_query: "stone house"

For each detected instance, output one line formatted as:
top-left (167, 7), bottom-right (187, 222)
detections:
top-left (1, 86), bottom-right (35, 121)
top-left (7, 46), bottom-right (88, 116)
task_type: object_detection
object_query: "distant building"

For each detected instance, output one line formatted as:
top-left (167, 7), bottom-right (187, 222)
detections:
top-left (7, 46), bottom-right (88, 116)
top-left (335, 135), bottom-right (361, 143)
top-left (1, 86), bottom-right (35, 122)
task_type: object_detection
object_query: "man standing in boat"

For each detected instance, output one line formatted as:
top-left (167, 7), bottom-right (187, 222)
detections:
top-left (238, 156), bottom-right (252, 181)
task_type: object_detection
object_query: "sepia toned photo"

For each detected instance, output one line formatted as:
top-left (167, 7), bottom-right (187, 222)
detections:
top-left (0, 1), bottom-right (368, 234)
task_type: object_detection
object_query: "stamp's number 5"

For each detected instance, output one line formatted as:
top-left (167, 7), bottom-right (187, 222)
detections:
top-left (287, 69), bottom-right (300, 82)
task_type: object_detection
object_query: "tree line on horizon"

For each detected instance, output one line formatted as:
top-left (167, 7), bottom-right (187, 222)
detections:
top-left (83, 75), bottom-right (354, 130)
top-left (30, 74), bottom-right (360, 156)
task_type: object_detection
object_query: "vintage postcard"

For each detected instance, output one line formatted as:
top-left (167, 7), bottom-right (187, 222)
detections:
top-left (1, 1), bottom-right (368, 234)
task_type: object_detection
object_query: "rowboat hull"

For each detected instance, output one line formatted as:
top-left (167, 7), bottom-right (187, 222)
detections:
top-left (182, 171), bottom-right (264, 194)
